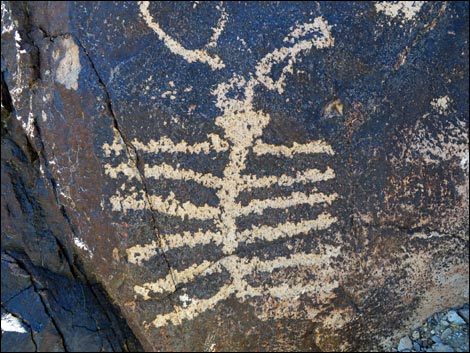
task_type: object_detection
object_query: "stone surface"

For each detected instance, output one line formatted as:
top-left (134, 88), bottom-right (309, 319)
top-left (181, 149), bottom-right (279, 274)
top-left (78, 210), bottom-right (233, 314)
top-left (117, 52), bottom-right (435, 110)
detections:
top-left (1, 3), bottom-right (142, 348)
top-left (392, 304), bottom-right (469, 352)
top-left (457, 309), bottom-right (469, 323)
top-left (1, 252), bottom-right (141, 352)
top-left (447, 311), bottom-right (466, 325)
top-left (1, 1), bottom-right (469, 352)
top-left (398, 336), bottom-right (414, 351)
top-left (1, 107), bottom-right (143, 351)
top-left (432, 343), bottom-right (455, 352)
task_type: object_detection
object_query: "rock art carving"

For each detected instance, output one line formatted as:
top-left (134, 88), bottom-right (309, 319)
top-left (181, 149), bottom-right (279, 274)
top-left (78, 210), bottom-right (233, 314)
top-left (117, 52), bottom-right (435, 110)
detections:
top-left (104, 1), bottom-right (339, 329)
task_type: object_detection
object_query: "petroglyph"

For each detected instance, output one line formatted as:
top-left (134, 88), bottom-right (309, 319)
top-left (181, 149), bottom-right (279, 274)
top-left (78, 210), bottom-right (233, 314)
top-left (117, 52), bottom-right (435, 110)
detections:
top-left (145, 245), bottom-right (341, 328)
top-left (139, 1), bottom-right (226, 70)
top-left (375, 1), bottom-right (425, 24)
top-left (104, 3), bottom-right (339, 328)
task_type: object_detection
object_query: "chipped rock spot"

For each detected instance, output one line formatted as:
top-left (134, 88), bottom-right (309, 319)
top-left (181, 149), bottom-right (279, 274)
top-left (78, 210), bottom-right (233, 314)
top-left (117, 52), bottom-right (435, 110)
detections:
top-left (54, 36), bottom-right (81, 90)
top-left (402, 118), bottom-right (468, 167)
top-left (74, 236), bottom-right (92, 257)
top-left (322, 98), bottom-right (344, 119)
top-left (112, 248), bottom-right (120, 262)
top-left (461, 155), bottom-right (469, 170)
top-left (431, 95), bottom-right (452, 115)
top-left (179, 294), bottom-right (192, 308)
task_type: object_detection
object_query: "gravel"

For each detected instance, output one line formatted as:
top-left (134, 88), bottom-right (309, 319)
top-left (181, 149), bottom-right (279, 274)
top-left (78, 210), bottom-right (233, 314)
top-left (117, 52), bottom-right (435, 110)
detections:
top-left (398, 336), bottom-right (414, 351)
top-left (448, 311), bottom-right (467, 325)
top-left (391, 304), bottom-right (469, 352)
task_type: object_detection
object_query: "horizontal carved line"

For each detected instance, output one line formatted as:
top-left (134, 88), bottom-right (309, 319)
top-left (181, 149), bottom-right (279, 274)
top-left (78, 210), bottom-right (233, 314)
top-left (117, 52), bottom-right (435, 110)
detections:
top-left (239, 166), bottom-right (335, 190)
top-left (147, 245), bottom-right (340, 328)
top-left (253, 140), bottom-right (335, 157)
top-left (107, 170), bottom-right (337, 217)
top-left (144, 163), bottom-right (224, 189)
top-left (127, 212), bottom-right (337, 268)
top-left (239, 191), bottom-right (338, 216)
top-left (149, 193), bottom-right (220, 220)
top-left (132, 212), bottom-right (337, 300)
top-left (132, 134), bottom-right (229, 155)
top-left (238, 212), bottom-right (337, 244)
top-left (134, 260), bottom-right (214, 300)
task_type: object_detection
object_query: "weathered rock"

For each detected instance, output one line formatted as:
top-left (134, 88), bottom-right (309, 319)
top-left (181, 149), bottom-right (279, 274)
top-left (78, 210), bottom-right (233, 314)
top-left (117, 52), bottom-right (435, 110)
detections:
top-left (413, 342), bottom-right (421, 352)
top-left (392, 304), bottom-right (469, 352)
top-left (1, 1), bottom-right (468, 351)
top-left (1, 104), bottom-right (143, 351)
top-left (441, 327), bottom-right (453, 340)
top-left (432, 343), bottom-right (455, 352)
top-left (457, 308), bottom-right (469, 323)
top-left (447, 310), bottom-right (466, 325)
top-left (398, 336), bottom-right (413, 351)
top-left (1, 8), bottom-right (142, 347)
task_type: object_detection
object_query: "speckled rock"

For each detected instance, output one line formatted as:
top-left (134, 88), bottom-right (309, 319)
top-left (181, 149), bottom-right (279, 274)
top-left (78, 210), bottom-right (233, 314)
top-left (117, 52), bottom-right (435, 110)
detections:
top-left (398, 336), bottom-right (413, 351)
top-left (458, 309), bottom-right (469, 324)
top-left (1, 1), bottom-right (468, 351)
top-left (392, 305), bottom-right (469, 353)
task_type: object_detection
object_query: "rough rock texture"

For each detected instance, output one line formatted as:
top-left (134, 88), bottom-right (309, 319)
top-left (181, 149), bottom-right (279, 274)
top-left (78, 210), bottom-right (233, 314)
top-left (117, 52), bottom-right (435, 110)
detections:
top-left (391, 304), bottom-right (469, 352)
top-left (1, 1), bottom-right (468, 351)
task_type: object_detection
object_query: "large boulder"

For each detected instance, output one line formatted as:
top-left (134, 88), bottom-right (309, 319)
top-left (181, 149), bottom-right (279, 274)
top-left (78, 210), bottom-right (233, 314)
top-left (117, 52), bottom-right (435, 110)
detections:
top-left (2, 1), bottom-right (468, 351)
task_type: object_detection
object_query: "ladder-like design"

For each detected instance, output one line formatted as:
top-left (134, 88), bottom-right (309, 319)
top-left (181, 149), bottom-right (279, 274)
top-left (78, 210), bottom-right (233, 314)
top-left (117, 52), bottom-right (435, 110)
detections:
top-left (104, 2), bottom-right (339, 328)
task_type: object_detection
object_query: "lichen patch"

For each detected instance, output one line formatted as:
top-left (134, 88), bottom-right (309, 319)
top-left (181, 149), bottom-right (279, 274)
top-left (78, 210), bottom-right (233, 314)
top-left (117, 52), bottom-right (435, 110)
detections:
top-left (54, 36), bottom-right (81, 90)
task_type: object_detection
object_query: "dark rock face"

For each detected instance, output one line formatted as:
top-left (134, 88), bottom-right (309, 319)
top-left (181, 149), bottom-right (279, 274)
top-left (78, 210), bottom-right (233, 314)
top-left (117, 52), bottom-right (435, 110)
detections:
top-left (1, 1), bottom-right (468, 351)
top-left (1, 252), bottom-right (140, 352)
top-left (1, 88), bottom-right (142, 350)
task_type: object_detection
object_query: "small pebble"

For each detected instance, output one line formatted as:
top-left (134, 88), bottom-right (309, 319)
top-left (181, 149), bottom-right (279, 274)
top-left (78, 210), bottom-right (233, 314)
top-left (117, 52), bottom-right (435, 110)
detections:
top-left (458, 308), bottom-right (469, 324)
top-left (398, 336), bottom-right (413, 351)
top-left (432, 343), bottom-right (455, 352)
top-left (413, 342), bottom-right (421, 352)
top-left (391, 305), bottom-right (468, 352)
top-left (441, 320), bottom-right (450, 327)
top-left (441, 327), bottom-right (453, 340)
top-left (448, 311), bottom-right (466, 325)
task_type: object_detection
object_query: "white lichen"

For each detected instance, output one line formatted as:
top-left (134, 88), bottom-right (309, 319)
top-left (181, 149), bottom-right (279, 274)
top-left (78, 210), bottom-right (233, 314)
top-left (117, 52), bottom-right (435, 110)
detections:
top-left (1, 313), bottom-right (27, 334)
top-left (55, 36), bottom-right (81, 90)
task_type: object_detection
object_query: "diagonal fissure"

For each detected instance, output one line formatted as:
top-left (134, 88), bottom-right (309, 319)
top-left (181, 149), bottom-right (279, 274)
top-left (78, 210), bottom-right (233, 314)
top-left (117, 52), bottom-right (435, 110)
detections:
top-left (1, 306), bottom-right (39, 351)
top-left (73, 36), bottom-right (177, 290)
top-left (4, 252), bottom-right (68, 352)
